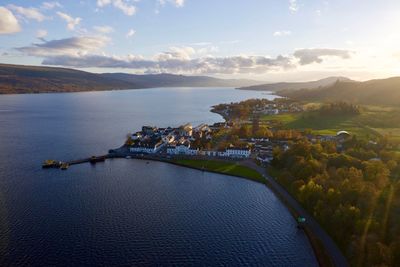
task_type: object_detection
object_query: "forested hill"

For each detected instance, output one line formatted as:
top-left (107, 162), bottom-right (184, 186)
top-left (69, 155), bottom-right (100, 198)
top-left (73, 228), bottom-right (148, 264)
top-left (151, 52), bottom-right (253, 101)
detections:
top-left (0, 64), bottom-right (135, 94)
top-left (0, 63), bottom-right (262, 94)
top-left (278, 77), bottom-right (400, 106)
top-left (238, 76), bottom-right (353, 91)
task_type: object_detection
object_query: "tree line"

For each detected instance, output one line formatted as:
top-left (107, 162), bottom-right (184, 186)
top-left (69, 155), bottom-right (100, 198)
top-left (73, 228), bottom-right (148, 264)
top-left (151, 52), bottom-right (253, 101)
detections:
top-left (272, 137), bottom-right (400, 266)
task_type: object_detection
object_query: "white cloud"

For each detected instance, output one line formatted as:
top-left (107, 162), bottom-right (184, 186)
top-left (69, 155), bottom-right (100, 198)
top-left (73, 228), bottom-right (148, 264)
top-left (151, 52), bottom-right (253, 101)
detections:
top-left (16, 34), bottom-right (353, 75)
top-left (36, 29), bottom-right (48, 38)
top-left (158, 0), bottom-right (186, 7)
top-left (41, 1), bottom-right (62, 10)
top-left (273, 30), bottom-right (291, 37)
top-left (173, 0), bottom-right (185, 7)
top-left (289, 0), bottom-right (298, 13)
top-left (96, 0), bottom-right (136, 16)
top-left (294, 48), bottom-right (352, 65)
top-left (126, 29), bottom-right (136, 38)
top-left (94, 25), bottom-right (114, 34)
top-left (8, 4), bottom-right (46, 22)
top-left (0, 7), bottom-right (21, 34)
top-left (156, 0), bottom-right (185, 13)
top-left (56, 11), bottom-right (81, 31)
top-left (41, 53), bottom-right (293, 75)
top-left (16, 36), bottom-right (109, 57)
top-left (19, 43), bottom-right (292, 74)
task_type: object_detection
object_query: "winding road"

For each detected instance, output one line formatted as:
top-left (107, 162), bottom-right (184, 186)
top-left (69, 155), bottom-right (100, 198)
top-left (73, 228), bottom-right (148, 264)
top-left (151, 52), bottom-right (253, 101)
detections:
top-left (241, 160), bottom-right (349, 267)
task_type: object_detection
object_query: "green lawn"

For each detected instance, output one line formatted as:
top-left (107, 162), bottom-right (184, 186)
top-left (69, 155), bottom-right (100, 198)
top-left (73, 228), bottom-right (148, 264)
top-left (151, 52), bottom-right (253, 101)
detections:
top-left (174, 159), bottom-right (264, 184)
top-left (259, 107), bottom-right (400, 140)
top-left (261, 113), bottom-right (298, 124)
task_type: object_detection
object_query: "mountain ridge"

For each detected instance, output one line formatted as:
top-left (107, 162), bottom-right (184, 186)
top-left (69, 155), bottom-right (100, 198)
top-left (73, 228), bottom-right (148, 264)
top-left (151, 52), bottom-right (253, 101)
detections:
top-left (278, 77), bottom-right (400, 106)
top-left (0, 63), bottom-right (263, 94)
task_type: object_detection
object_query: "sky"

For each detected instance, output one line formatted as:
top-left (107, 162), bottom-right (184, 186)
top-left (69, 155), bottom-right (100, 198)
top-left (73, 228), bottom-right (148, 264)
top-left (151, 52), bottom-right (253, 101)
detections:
top-left (1, 0), bottom-right (400, 82)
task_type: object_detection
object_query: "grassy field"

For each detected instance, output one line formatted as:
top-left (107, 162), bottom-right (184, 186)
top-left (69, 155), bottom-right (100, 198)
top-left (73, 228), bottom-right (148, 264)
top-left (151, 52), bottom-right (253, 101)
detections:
top-left (260, 106), bottom-right (400, 141)
top-left (174, 159), bottom-right (264, 184)
top-left (261, 114), bottom-right (297, 124)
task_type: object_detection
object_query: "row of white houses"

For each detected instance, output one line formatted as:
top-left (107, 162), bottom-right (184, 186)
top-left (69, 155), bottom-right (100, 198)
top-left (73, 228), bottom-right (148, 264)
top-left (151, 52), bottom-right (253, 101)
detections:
top-left (129, 139), bottom-right (165, 154)
top-left (166, 144), bottom-right (251, 158)
top-left (130, 141), bottom-right (251, 158)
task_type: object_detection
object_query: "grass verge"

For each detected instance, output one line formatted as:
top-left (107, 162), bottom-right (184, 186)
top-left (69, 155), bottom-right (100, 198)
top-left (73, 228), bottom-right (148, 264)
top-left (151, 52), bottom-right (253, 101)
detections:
top-left (173, 159), bottom-right (264, 184)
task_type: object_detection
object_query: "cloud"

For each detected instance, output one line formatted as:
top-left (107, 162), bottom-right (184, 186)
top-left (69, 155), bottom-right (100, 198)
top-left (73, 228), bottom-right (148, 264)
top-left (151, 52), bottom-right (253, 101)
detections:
top-left (156, 0), bottom-right (185, 13)
top-left (96, 0), bottom-right (136, 16)
top-left (273, 30), bottom-right (291, 37)
top-left (0, 7), bottom-right (21, 34)
top-left (8, 4), bottom-right (46, 22)
top-left (41, 53), bottom-right (293, 75)
top-left (158, 0), bottom-right (186, 7)
top-left (16, 35), bottom-right (353, 75)
top-left (126, 29), bottom-right (136, 38)
top-left (93, 25), bottom-right (114, 34)
top-left (294, 48), bottom-right (352, 65)
top-left (56, 11), bottom-right (81, 31)
top-left (173, 0), bottom-right (185, 7)
top-left (23, 43), bottom-right (293, 74)
top-left (16, 36), bottom-right (109, 57)
top-left (41, 1), bottom-right (62, 10)
top-left (36, 29), bottom-right (48, 39)
top-left (289, 0), bottom-right (298, 13)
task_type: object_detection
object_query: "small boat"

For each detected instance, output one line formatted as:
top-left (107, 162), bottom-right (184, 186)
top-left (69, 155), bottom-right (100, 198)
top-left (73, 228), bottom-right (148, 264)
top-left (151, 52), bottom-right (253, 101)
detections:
top-left (125, 156), bottom-right (132, 159)
top-left (60, 163), bottom-right (69, 170)
top-left (42, 160), bottom-right (59, 168)
top-left (146, 161), bottom-right (149, 164)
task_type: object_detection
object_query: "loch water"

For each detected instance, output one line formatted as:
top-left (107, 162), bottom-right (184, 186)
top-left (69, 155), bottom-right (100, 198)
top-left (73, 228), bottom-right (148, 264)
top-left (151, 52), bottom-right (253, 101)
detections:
top-left (0, 87), bottom-right (318, 266)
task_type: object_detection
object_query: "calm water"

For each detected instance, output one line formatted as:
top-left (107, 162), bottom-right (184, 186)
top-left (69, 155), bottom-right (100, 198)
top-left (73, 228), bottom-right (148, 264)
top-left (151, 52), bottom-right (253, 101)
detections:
top-left (0, 87), bottom-right (317, 266)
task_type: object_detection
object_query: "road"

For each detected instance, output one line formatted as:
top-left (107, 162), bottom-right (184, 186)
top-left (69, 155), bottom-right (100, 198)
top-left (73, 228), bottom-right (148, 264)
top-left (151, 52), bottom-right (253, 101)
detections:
top-left (241, 160), bottom-right (349, 267)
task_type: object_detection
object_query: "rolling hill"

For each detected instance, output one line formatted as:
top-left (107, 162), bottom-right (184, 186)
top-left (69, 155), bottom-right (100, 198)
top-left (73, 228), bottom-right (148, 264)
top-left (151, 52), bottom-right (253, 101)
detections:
top-left (238, 76), bottom-right (353, 91)
top-left (0, 64), bottom-right (262, 94)
top-left (278, 77), bottom-right (400, 106)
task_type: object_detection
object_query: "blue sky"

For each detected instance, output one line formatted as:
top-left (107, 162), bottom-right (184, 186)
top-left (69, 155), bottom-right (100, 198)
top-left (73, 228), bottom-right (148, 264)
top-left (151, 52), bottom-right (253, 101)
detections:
top-left (1, 0), bottom-right (400, 81)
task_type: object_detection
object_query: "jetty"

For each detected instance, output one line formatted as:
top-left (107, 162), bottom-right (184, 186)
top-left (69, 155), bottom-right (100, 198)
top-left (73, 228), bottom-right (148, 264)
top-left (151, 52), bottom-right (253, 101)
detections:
top-left (42, 155), bottom-right (109, 170)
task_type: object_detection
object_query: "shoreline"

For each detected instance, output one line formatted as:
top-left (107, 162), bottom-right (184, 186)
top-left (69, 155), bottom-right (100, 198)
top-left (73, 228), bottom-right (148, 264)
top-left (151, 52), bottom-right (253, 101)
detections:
top-left (0, 86), bottom-right (239, 96)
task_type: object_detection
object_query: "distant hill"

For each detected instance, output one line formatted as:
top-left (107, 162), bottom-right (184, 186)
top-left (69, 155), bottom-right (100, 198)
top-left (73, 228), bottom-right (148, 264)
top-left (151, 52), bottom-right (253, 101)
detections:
top-left (100, 73), bottom-right (260, 88)
top-left (279, 77), bottom-right (400, 106)
top-left (238, 76), bottom-right (353, 91)
top-left (0, 64), bottom-right (262, 94)
top-left (0, 64), bottom-right (135, 94)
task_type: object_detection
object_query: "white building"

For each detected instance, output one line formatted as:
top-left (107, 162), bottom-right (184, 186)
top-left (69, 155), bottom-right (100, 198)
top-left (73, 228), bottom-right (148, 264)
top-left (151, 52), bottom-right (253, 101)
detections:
top-left (130, 132), bottom-right (142, 140)
top-left (263, 109), bottom-right (279, 115)
top-left (177, 123), bottom-right (193, 137)
top-left (130, 139), bottom-right (165, 154)
top-left (225, 147), bottom-right (251, 158)
top-left (162, 134), bottom-right (175, 144)
top-left (167, 142), bottom-right (198, 155)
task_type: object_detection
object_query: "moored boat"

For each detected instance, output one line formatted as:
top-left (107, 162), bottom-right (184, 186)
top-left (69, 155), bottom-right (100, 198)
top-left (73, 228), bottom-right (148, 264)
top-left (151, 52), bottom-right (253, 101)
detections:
top-left (42, 160), bottom-right (60, 168)
top-left (60, 162), bottom-right (69, 170)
